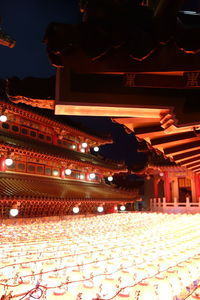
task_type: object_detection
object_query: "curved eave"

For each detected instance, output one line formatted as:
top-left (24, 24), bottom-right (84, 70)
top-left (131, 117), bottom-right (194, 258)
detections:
top-left (0, 173), bottom-right (135, 201)
top-left (1, 99), bottom-right (113, 145)
top-left (0, 132), bottom-right (127, 173)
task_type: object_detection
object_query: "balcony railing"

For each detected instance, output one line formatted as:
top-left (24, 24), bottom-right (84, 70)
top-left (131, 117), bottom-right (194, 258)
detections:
top-left (150, 197), bottom-right (200, 213)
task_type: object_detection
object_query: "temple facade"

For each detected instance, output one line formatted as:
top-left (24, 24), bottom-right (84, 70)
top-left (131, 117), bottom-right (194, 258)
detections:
top-left (0, 99), bottom-right (137, 220)
top-left (114, 118), bottom-right (200, 213)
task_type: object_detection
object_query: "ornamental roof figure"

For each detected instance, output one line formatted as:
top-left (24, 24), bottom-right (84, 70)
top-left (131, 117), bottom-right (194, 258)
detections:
top-left (0, 17), bottom-right (16, 48)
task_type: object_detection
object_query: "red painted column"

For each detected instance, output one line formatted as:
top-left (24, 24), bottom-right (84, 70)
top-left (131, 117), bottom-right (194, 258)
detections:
top-left (106, 205), bottom-right (118, 214)
top-left (52, 134), bottom-right (58, 145)
top-left (194, 174), bottom-right (200, 201)
top-left (164, 171), bottom-right (171, 202)
top-left (86, 172), bottom-right (90, 181)
top-left (60, 167), bottom-right (65, 179)
top-left (0, 157), bottom-right (6, 172)
top-left (77, 143), bottom-right (82, 152)
top-left (153, 178), bottom-right (159, 198)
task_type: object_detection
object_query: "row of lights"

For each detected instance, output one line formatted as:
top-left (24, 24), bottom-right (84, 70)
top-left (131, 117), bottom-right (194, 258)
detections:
top-left (10, 204), bottom-right (126, 217)
top-left (72, 204), bottom-right (126, 214)
top-left (0, 114), bottom-right (101, 154)
top-left (3, 158), bottom-right (114, 182)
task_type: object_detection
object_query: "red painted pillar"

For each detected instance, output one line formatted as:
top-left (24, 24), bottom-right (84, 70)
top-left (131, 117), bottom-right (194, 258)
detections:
top-left (86, 172), bottom-right (90, 181)
top-left (106, 205), bottom-right (118, 214)
top-left (0, 157), bottom-right (6, 172)
top-left (194, 174), bottom-right (200, 201)
top-left (164, 171), bottom-right (171, 202)
top-left (52, 134), bottom-right (58, 145)
top-left (77, 143), bottom-right (82, 152)
top-left (153, 178), bottom-right (159, 198)
top-left (60, 167), bottom-right (65, 179)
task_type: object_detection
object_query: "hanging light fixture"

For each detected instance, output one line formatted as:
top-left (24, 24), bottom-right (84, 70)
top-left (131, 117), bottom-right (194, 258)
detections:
top-left (93, 146), bottom-right (99, 152)
top-left (9, 208), bottom-right (19, 217)
top-left (0, 114), bottom-right (7, 122)
top-left (89, 173), bottom-right (95, 179)
top-left (120, 205), bottom-right (126, 211)
top-left (97, 206), bottom-right (104, 213)
top-left (9, 202), bottom-right (20, 217)
top-left (5, 158), bottom-right (13, 166)
top-left (108, 176), bottom-right (113, 182)
top-left (82, 142), bottom-right (88, 148)
top-left (53, 170), bottom-right (59, 176)
top-left (73, 206), bottom-right (80, 214)
top-left (65, 169), bottom-right (72, 175)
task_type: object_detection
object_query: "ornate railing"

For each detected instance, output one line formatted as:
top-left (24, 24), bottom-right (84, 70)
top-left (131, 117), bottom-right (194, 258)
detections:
top-left (150, 197), bottom-right (200, 213)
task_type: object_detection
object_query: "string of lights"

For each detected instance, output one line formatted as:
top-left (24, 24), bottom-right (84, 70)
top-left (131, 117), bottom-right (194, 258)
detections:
top-left (1, 213), bottom-right (200, 299)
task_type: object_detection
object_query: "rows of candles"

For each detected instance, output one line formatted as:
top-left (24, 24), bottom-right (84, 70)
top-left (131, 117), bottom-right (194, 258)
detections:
top-left (0, 213), bottom-right (200, 299)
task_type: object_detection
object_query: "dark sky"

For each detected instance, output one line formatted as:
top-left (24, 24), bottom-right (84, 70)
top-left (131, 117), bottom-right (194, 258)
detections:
top-left (0, 0), bottom-right (145, 167)
top-left (0, 0), bottom-right (196, 167)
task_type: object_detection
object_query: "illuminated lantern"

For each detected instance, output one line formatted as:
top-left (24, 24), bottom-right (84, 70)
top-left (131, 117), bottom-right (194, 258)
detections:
top-left (80, 148), bottom-right (85, 153)
top-left (108, 176), bottom-right (113, 182)
top-left (5, 158), bottom-right (13, 166)
top-left (9, 208), bottom-right (19, 217)
top-left (73, 207), bottom-right (79, 214)
top-left (120, 205), bottom-right (126, 211)
top-left (93, 146), bottom-right (99, 152)
top-left (65, 169), bottom-right (72, 175)
top-left (53, 170), bottom-right (59, 176)
top-left (82, 142), bottom-right (88, 148)
top-left (97, 206), bottom-right (104, 213)
top-left (89, 173), bottom-right (95, 180)
top-left (79, 174), bottom-right (84, 180)
top-left (166, 268), bottom-right (183, 297)
top-left (0, 115), bottom-right (7, 122)
top-left (149, 275), bottom-right (174, 300)
top-left (128, 281), bottom-right (158, 300)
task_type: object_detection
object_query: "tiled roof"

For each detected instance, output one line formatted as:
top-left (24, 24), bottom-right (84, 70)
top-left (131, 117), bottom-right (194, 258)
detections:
top-left (2, 80), bottom-right (113, 143)
top-left (0, 131), bottom-right (126, 171)
top-left (0, 173), bottom-right (135, 201)
top-left (0, 27), bottom-right (16, 48)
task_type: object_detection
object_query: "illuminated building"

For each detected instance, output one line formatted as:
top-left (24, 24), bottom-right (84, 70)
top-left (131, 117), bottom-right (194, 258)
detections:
top-left (0, 97), bottom-right (138, 219)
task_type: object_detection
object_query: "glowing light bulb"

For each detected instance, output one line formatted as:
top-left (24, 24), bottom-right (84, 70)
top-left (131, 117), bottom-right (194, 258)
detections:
top-left (108, 176), bottom-right (113, 182)
top-left (73, 207), bottom-right (79, 214)
top-left (65, 169), bottom-right (72, 175)
top-left (5, 158), bottom-right (13, 166)
top-left (120, 205), bottom-right (126, 211)
top-left (97, 206), bottom-right (104, 213)
top-left (80, 148), bottom-right (85, 153)
top-left (72, 145), bottom-right (76, 149)
top-left (94, 146), bottom-right (99, 152)
top-left (53, 170), bottom-right (59, 176)
top-left (0, 115), bottom-right (7, 122)
top-left (82, 142), bottom-right (88, 148)
top-left (89, 173), bottom-right (95, 179)
top-left (10, 208), bottom-right (19, 217)
top-left (80, 174), bottom-right (84, 180)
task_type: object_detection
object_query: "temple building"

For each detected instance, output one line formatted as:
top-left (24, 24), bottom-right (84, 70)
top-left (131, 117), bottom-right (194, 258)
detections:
top-left (113, 114), bottom-right (200, 213)
top-left (0, 94), bottom-right (138, 220)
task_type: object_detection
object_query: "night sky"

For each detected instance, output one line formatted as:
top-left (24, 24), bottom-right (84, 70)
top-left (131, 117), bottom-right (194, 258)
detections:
top-left (0, 0), bottom-right (197, 167)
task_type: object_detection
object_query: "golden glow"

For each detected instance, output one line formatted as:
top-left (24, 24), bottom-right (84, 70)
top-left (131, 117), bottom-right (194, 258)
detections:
top-left (0, 115), bottom-right (7, 122)
top-left (65, 169), bottom-right (72, 175)
top-left (9, 208), bottom-right (19, 217)
top-left (72, 206), bottom-right (79, 214)
top-left (55, 104), bottom-right (168, 118)
top-left (5, 158), bottom-right (13, 166)
top-left (1, 213), bottom-right (200, 299)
